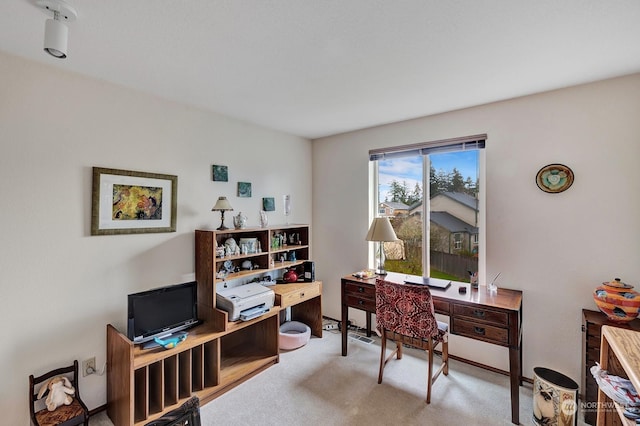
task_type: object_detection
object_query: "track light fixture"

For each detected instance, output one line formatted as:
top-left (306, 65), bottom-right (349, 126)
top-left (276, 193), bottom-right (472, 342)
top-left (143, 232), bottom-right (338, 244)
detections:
top-left (36, 0), bottom-right (77, 59)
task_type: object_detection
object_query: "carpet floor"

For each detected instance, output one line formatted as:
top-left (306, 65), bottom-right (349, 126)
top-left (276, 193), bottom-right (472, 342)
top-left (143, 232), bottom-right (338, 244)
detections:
top-left (91, 328), bottom-right (588, 425)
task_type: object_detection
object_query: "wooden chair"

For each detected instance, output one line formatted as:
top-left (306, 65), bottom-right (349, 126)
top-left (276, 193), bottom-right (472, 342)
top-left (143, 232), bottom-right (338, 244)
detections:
top-left (29, 360), bottom-right (89, 426)
top-left (375, 278), bottom-right (449, 403)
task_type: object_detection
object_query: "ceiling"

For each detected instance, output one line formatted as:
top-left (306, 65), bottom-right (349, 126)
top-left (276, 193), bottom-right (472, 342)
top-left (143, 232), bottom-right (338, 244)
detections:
top-left (2, 1), bottom-right (640, 139)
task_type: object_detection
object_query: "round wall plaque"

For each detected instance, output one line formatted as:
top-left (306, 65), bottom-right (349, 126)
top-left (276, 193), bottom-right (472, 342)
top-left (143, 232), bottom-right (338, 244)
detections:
top-left (536, 164), bottom-right (574, 193)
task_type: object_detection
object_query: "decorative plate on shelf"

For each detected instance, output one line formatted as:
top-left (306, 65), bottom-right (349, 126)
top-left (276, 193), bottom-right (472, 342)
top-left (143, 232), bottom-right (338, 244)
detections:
top-left (535, 163), bottom-right (574, 193)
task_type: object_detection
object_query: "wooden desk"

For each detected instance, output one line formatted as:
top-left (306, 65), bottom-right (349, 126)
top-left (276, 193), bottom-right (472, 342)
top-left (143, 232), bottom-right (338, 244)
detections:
top-left (341, 272), bottom-right (523, 424)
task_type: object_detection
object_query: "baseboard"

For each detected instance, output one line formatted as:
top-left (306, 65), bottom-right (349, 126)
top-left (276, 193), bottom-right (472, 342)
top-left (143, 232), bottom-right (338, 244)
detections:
top-left (89, 404), bottom-right (107, 418)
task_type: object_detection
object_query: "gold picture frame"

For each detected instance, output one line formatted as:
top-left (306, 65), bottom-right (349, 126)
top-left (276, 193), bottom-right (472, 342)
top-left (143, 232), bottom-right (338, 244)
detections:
top-left (91, 167), bottom-right (177, 235)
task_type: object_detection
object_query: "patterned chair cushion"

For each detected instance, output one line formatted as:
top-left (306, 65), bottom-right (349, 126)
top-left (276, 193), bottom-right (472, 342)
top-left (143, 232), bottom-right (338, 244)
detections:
top-left (375, 279), bottom-right (447, 343)
top-left (35, 398), bottom-right (86, 426)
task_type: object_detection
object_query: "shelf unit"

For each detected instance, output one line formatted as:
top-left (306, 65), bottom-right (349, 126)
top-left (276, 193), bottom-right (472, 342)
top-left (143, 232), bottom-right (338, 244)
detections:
top-left (596, 325), bottom-right (640, 425)
top-left (582, 309), bottom-right (640, 425)
top-left (195, 224), bottom-right (310, 331)
top-left (106, 224), bottom-right (316, 425)
top-left (107, 310), bottom-right (279, 426)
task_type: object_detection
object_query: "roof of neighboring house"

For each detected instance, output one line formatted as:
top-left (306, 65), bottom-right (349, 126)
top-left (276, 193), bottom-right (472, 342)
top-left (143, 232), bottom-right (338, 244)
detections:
top-left (380, 201), bottom-right (409, 210)
top-left (438, 192), bottom-right (478, 211)
top-left (430, 211), bottom-right (478, 233)
top-left (408, 201), bottom-right (422, 210)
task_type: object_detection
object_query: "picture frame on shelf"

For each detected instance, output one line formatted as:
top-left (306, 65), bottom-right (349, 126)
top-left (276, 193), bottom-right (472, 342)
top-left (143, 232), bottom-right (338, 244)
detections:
top-left (91, 167), bottom-right (177, 235)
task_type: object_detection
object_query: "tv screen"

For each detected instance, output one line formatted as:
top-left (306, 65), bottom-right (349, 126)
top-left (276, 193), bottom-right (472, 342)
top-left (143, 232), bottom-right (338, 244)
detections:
top-left (127, 281), bottom-right (199, 345)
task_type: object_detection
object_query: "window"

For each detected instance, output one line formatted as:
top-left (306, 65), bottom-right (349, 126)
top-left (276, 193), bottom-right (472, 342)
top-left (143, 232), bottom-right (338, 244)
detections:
top-left (453, 233), bottom-right (463, 251)
top-left (370, 134), bottom-right (485, 283)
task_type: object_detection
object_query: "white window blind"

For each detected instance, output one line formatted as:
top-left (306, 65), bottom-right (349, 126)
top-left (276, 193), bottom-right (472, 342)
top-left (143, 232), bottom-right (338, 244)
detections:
top-left (369, 133), bottom-right (486, 161)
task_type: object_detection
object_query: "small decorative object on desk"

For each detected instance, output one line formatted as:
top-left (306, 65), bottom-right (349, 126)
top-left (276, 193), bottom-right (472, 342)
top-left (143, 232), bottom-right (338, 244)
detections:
top-left (593, 277), bottom-right (640, 322)
top-left (468, 271), bottom-right (478, 289)
top-left (352, 269), bottom-right (376, 279)
top-left (488, 272), bottom-right (500, 292)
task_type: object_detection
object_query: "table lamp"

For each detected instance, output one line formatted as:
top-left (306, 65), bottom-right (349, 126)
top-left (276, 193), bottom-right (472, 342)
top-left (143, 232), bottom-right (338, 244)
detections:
top-left (212, 196), bottom-right (233, 230)
top-left (365, 217), bottom-right (398, 275)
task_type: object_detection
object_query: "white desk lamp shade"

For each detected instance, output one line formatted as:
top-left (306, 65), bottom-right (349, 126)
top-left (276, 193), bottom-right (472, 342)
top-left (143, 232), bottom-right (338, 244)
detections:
top-left (212, 196), bottom-right (233, 230)
top-left (366, 217), bottom-right (398, 242)
top-left (212, 196), bottom-right (233, 212)
top-left (366, 217), bottom-right (398, 274)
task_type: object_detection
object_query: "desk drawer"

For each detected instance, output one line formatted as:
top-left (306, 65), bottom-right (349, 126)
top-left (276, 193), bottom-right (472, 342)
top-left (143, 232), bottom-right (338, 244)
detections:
top-left (344, 282), bottom-right (376, 298)
top-left (453, 304), bottom-right (509, 327)
top-left (433, 299), bottom-right (450, 315)
top-left (277, 282), bottom-right (321, 308)
top-left (452, 318), bottom-right (509, 346)
top-left (345, 294), bottom-right (376, 312)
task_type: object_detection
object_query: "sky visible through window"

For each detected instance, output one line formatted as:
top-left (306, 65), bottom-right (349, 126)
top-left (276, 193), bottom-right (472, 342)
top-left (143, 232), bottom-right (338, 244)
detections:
top-left (378, 151), bottom-right (478, 202)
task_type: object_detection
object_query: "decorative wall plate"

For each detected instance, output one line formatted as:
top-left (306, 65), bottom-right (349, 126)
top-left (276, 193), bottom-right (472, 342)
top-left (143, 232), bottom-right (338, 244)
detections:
top-left (536, 163), bottom-right (574, 193)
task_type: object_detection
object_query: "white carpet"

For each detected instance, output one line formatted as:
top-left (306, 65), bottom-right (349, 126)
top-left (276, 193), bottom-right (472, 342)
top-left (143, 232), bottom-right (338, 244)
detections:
top-left (91, 329), bottom-right (587, 425)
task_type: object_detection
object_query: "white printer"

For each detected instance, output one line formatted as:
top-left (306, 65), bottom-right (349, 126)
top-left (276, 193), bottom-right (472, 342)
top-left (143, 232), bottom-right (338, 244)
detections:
top-left (216, 283), bottom-right (275, 321)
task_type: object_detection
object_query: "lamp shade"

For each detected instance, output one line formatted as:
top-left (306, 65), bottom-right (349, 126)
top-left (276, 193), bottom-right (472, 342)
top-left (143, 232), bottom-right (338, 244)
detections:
top-left (365, 217), bottom-right (398, 242)
top-left (212, 196), bottom-right (233, 211)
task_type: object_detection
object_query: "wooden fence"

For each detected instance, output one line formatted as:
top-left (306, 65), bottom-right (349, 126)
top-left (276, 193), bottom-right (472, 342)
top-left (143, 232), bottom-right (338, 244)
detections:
top-left (430, 250), bottom-right (478, 281)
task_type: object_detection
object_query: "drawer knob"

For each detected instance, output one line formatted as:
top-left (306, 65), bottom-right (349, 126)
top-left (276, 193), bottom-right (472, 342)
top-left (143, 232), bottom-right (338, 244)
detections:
top-left (358, 300), bottom-right (364, 305)
top-left (473, 310), bottom-right (485, 318)
top-left (300, 292), bottom-right (305, 298)
top-left (358, 287), bottom-right (364, 293)
top-left (474, 326), bottom-right (485, 335)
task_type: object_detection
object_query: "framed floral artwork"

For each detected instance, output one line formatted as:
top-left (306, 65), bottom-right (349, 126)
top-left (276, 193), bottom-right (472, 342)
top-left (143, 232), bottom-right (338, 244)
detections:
top-left (91, 167), bottom-right (177, 235)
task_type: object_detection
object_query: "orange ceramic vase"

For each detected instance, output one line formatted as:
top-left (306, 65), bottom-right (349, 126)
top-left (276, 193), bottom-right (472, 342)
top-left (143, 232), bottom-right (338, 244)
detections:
top-left (593, 278), bottom-right (640, 322)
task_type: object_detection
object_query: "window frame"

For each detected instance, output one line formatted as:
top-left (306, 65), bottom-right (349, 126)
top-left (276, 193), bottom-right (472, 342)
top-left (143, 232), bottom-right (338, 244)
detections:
top-left (369, 135), bottom-right (486, 284)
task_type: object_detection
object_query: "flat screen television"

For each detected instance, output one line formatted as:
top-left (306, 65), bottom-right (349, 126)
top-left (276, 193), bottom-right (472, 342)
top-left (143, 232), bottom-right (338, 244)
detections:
top-left (127, 281), bottom-right (200, 345)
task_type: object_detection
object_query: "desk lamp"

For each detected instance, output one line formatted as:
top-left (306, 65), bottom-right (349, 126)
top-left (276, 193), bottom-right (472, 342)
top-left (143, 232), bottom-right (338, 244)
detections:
top-left (212, 196), bottom-right (233, 230)
top-left (365, 217), bottom-right (398, 275)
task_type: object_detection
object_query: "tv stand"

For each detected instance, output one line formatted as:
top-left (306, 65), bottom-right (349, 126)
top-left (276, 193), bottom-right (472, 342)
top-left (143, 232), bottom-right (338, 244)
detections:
top-left (107, 309), bottom-right (280, 426)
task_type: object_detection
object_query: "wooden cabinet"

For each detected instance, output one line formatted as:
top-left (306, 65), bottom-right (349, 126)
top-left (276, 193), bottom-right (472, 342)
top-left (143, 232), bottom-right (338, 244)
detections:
top-left (107, 224), bottom-right (319, 426)
top-left (195, 225), bottom-right (310, 330)
top-left (596, 326), bottom-right (640, 425)
top-left (582, 309), bottom-right (640, 425)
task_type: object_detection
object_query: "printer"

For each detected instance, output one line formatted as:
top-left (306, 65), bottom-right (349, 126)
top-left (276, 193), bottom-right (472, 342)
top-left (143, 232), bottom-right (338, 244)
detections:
top-left (216, 283), bottom-right (275, 321)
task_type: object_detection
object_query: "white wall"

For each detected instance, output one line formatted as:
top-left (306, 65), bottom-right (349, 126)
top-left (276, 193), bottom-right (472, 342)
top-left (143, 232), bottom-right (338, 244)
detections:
top-left (0, 51), bottom-right (311, 425)
top-left (312, 73), bottom-right (640, 384)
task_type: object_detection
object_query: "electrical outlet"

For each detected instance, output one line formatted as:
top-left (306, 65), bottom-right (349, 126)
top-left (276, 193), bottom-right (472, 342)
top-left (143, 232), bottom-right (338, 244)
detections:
top-left (82, 357), bottom-right (96, 377)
